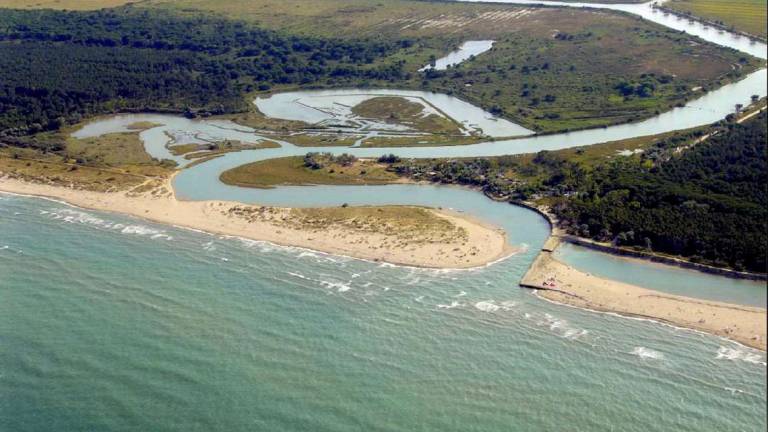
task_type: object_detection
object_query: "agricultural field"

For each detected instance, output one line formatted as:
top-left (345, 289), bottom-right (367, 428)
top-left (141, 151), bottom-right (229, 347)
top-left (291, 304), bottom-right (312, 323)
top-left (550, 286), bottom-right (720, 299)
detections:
top-left (664, 0), bottom-right (767, 39)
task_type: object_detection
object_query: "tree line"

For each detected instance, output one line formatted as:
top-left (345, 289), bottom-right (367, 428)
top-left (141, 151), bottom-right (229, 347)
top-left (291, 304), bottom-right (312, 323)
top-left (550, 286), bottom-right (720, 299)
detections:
top-left (381, 113), bottom-right (767, 272)
top-left (0, 8), bottom-right (412, 137)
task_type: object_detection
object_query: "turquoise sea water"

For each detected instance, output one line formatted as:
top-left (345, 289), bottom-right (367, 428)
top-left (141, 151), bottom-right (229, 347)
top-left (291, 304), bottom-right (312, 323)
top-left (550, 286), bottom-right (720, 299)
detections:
top-left (2, 194), bottom-right (765, 431)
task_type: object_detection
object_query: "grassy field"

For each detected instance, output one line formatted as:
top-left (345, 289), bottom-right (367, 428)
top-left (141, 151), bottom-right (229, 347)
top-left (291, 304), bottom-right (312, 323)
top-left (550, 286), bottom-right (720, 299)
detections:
top-left (0, 146), bottom-right (169, 192)
top-left (286, 206), bottom-right (467, 244)
top-left (0, 122), bottom-right (173, 191)
top-left (351, 97), bottom-right (461, 135)
top-left (219, 156), bottom-right (401, 188)
top-left (664, 0), bottom-right (767, 39)
top-left (64, 132), bottom-right (159, 166)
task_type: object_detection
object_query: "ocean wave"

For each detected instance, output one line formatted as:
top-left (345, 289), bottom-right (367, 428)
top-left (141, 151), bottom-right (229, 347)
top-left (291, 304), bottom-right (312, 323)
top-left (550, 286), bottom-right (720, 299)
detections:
top-left (474, 301), bottom-right (500, 312)
top-left (499, 301), bottom-right (517, 310)
top-left (716, 347), bottom-right (766, 365)
top-left (45, 208), bottom-right (173, 240)
top-left (438, 301), bottom-right (462, 309)
top-left (286, 271), bottom-right (352, 292)
top-left (320, 280), bottom-right (351, 292)
top-left (287, 271), bottom-right (308, 280)
top-left (630, 347), bottom-right (665, 360)
top-left (120, 225), bottom-right (173, 240)
top-left (539, 313), bottom-right (588, 340)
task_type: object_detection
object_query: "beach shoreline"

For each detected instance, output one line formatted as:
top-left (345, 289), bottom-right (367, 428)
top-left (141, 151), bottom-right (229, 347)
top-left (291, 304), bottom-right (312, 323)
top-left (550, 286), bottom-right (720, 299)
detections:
top-left (520, 238), bottom-right (767, 351)
top-left (0, 175), bottom-right (514, 270)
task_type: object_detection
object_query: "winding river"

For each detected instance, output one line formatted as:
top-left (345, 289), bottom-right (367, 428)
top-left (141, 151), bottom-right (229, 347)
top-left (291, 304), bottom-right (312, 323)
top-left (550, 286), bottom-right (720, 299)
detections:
top-left (61, 0), bottom-right (767, 323)
top-left (4, 1), bottom-right (767, 430)
top-left (68, 0), bottom-right (768, 303)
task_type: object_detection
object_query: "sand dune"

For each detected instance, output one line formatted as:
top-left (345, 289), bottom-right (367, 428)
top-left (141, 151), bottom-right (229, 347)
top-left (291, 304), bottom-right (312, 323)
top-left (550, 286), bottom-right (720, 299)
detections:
top-left (0, 175), bottom-right (513, 269)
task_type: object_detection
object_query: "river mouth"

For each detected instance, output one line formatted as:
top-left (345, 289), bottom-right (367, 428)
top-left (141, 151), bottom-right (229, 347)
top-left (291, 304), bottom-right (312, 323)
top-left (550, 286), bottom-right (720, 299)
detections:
top-left (5, 1), bottom-right (768, 430)
top-left (62, 65), bottom-right (767, 305)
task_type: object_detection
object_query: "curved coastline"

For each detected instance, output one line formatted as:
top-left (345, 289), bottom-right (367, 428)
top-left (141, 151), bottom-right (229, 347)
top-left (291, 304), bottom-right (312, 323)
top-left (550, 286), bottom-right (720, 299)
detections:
top-left (6, 0), bottom-right (766, 352)
top-left (0, 176), bottom-right (513, 270)
top-left (520, 245), bottom-right (767, 350)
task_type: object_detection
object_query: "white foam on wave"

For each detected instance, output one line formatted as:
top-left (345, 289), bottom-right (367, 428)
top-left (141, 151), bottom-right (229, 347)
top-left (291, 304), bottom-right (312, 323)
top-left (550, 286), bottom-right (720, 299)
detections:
top-left (44, 208), bottom-right (173, 240)
top-left (287, 271), bottom-right (352, 292)
top-left (453, 291), bottom-right (467, 298)
top-left (320, 280), bottom-right (351, 292)
top-left (499, 301), bottom-right (517, 310)
top-left (474, 300), bottom-right (501, 312)
top-left (120, 224), bottom-right (173, 240)
top-left (630, 347), bottom-right (665, 360)
top-left (539, 313), bottom-right (588, 340)
top-left (716, 347), bottom-right (766, 365)
top-left (404, 276), bottom-right (421, 286)
top-left (438, 301), bottom-right (462, 309)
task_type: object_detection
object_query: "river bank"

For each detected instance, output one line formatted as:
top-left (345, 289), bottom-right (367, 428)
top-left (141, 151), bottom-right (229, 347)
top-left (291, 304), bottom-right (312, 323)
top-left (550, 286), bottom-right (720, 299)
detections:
top-left (0, 175), bottom-right (513, 269)
top-left (653, 3), bottom-right (766, 43)
top-left (520, 239), bottom-right (767, 351)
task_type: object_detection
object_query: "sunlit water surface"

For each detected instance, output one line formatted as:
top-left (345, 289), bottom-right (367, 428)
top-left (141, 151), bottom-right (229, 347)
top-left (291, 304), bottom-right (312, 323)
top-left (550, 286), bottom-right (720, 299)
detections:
top-left (1, 194), bottom-right (765, 431)
top-left (3, 0), bottom-right (768, 430)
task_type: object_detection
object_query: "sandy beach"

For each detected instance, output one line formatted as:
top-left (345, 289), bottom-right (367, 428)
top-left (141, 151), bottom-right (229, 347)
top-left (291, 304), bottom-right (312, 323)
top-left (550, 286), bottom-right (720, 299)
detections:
top-left (521, 244), bottom-right (767, 351)
top-left (0, 175), bottom-right (513, 269)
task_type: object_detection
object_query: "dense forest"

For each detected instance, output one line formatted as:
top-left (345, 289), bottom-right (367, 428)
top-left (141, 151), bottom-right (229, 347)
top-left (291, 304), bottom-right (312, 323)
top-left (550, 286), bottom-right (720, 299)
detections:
top-left (0, 9), bottom-right (411, 136)
top-left (553, 113), bottom-right (767, 272)
top-left (385, 113), bottom-right (767, 272)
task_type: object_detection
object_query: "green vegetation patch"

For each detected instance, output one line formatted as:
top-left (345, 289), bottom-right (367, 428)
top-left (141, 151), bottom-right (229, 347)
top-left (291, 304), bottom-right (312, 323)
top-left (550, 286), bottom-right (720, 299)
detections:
top-left (65, 132), bottom-right (158, 166)
top-left (664, 0), bottom-right (767, 39)
top-left (219, 153), bottom-right (401, 188)
top-left (287, 206), bottom-right (467, 244)
top-left (351, 97), bottom-right (461, 134)
top-left (0, 1), bottom-right (760, 143)
top-left (381, 111), bottom-right (767, 272)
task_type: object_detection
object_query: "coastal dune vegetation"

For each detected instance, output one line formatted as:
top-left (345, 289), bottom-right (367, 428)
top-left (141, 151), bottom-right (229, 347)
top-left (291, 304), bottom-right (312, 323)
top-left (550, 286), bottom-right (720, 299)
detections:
top-left (218, 109), bottom-right (768, 274)
top-left (0, 0), bottom-right (766, 273)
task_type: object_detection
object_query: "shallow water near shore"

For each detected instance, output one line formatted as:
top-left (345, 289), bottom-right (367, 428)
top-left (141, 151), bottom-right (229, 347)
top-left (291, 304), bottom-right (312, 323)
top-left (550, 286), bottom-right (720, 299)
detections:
top-left (1, 193), bottom-right (766, 431)
top-left (4, 0), bottom-right (768, 429)
top-left (555, 243), bottom-right (767, 307)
